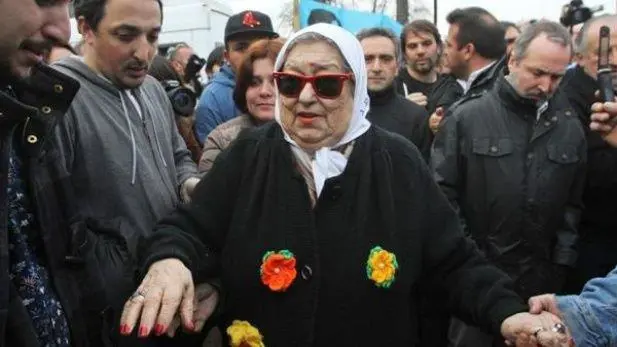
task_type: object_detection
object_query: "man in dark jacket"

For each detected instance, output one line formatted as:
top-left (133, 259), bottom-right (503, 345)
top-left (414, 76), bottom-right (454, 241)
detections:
top-left (0, 0), bottom-right (128, 346)
top-left (397, 20), bottom-right (463, 116)
top-left (357, 28), bottom-right (432, 161)
top-left (433, 21), bottom-right (586, 346)
top-left (560, 14), bottom-right (617, 293)
top-left (443, 7), bottom-right (506, 98)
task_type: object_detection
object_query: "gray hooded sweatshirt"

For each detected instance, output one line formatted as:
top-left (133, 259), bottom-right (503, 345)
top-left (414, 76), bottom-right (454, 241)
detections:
top-left (52, 57), bottom-right (198, 254)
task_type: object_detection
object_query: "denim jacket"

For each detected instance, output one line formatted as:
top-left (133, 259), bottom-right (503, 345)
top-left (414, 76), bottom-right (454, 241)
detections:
top-left (557, 266), bottom-right (617, 346)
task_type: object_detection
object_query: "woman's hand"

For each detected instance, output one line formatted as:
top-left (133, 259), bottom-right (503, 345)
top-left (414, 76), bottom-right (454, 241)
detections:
top-left (165, 282), bottom-right (220, 337)
top-left (501, 312), bottom-right (571, 347)
top-left (120, 258), bottom-right (195, 338)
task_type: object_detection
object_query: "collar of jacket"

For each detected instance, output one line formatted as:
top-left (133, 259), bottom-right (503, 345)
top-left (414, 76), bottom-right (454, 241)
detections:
top-left (495, 74), bottom-right (542, 115)
top-left (468, 55), bottom-right (506, 92)
top-left (0, 63), bottom-right (80, 158)
top-left (368, 83), bottom-right (396, 106)
top-left (568, 65), bottom-right (599, 106)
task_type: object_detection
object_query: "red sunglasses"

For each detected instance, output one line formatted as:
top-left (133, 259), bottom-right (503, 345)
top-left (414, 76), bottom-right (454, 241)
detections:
top-left (272, 72), bottom-right (353, 99)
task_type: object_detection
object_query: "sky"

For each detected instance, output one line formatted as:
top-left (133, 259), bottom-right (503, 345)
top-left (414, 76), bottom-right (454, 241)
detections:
top-left (227, 0), bottom-right (616, 36)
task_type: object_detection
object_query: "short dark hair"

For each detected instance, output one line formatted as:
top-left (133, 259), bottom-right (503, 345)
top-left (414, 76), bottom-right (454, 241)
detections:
top-left (233, 38), bottom-right (285, 115)
top-left (206, 45), bottom-right (225, 74)
top-left (446, 7), bottom-right (505, 60)
top-left (73, 0), bottom-right (163, 31)
top-left (356, 27), bottom-right (400, 60)
top-left (400, 20), bottom-right (442, 54)
top-left (501, 21), bottom-right (520, 33)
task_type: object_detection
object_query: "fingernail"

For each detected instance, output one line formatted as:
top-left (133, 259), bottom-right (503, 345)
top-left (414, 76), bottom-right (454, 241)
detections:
top-left (185, 321), bottom-right (195, 331)
top-left (154, 324), bottom-right (165, 336)
top-left (138, 326), bottom-right (149, 338)
top-left (120, 324), bottom-right (128, 335)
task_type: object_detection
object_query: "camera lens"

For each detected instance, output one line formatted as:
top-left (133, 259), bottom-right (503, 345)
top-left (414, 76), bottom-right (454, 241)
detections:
top-left (174, 92), bottom-right (190, 108)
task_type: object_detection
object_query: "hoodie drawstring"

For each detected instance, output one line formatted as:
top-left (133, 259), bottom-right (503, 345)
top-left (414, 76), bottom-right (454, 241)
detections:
top-left (137, 90), bottom-right (168, 168)
top-left (119, 92), bottom-right (137, 185)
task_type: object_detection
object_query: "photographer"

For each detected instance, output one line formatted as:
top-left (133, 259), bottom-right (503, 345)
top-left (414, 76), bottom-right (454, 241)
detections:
top-left (167, 43), bottom-right (207, 98)
top-left (149, 55), bottom-right (202, 163)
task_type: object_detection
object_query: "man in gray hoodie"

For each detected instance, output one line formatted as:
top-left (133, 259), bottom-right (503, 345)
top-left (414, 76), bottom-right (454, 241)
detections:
top-left (51, 0), bottom-right (201, 339)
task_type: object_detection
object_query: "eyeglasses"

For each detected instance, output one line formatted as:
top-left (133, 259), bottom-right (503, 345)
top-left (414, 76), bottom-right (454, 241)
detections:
top-left (272, 72), bottom-right (353, 99)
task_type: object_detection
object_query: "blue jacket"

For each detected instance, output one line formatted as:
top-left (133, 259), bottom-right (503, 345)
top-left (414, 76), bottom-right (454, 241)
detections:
top-left (194, 64), bottom-right (238, 144)
top-left (558, 266), bottom-right (617, 346)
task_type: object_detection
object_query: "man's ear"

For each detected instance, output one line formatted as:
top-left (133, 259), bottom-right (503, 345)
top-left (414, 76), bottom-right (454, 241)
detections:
top-left (463, 43), bottom-right (475, 61)
top-left (77, 16), bottom-right (93, 42)
top-left (507, 52), bottom-right (518, 72)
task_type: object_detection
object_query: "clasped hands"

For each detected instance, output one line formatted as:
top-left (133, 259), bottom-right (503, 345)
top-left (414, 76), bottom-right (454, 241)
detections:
top-left (501, 295), bottom-right (573, 346)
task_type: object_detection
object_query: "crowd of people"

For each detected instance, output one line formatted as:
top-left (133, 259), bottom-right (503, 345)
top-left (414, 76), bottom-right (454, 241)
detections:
top-left (1, 0), bottom-right (617, 346)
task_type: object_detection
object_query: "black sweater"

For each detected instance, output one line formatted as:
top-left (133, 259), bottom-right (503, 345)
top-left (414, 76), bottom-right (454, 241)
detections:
top-left (367, 85), bottom-right (431, 161)
top-left (142, 123), bottom-right (526, 347)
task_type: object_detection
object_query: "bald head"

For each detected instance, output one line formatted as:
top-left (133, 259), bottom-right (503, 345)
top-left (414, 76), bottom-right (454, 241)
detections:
top-left (576, 15), bottom-right (617, 55)
top-left (575, 15), bottom-right (617, 82)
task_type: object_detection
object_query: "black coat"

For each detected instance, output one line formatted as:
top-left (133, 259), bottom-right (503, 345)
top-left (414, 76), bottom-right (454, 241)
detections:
top-left (141, 122), bottom-right (526, 346)
top-left (0, 65), bottom-right (132, 346)
top-left (560, 66), bottom-right (617, 238)
top-left (396, 70), bottom-right (463, 114)
top-left (367, 85), bottom-right (431, 161)
top-left (464, 56), bottom-right (506, 98)
top-left (432, 75), bottom-right (587, 299)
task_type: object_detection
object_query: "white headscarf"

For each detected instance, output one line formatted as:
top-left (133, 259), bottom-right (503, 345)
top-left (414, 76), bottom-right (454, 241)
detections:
top-left (274, 23), bottom-right (371, 197)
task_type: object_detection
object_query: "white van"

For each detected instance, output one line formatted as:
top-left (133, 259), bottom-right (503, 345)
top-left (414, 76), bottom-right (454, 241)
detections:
top-left (69, 0), bottom-right (233, 59)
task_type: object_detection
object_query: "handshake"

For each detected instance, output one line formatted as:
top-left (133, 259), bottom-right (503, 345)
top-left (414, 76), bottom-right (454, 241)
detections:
top-left (500, 295), bottom-right (573, 346)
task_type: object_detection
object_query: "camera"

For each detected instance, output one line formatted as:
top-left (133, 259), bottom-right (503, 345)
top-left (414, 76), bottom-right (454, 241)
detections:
top-left (184, 54), bottom-right (206, 97)
top-left (559, 0), bottom-right (602, 28)
top-left (160, 80), bottom-right (196, 118)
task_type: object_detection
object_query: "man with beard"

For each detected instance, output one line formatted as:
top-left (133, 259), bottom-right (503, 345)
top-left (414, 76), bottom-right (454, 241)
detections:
top-left (397, 20), bottom-right (463, 125)
top-left (358, 28), bottom-right (431, 161)
top-left (560, 15), bottom-right (617, 294)
top-left (0, 0), bottom-right (130, 345)
top-left (51, 0), bottom-right (211, 343)
top-left (432, 21), bottom-right (586, 346)
top-left (443, 7), bottom-right (506, 97)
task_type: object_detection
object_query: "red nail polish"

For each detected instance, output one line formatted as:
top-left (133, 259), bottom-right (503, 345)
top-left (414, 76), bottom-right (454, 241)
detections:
top-left (185, 321), bottom-right (195, 331)
top-left (120, 324), bottom-right (129, 335)
top-left (138, 326), bottom-right (149, 338)
top-left (154, 324), bottom-right (165, 336)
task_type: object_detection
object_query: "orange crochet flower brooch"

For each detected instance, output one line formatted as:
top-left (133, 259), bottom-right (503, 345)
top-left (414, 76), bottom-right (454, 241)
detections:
top-left (366, 246), bottom-right (399, 288)
top-left (260, 250), bottom-right (297, 292)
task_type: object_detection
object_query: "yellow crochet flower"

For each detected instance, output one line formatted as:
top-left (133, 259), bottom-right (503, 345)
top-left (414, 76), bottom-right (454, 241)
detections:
top-left (366, 246), bottom-right (399, 288)
top-left (226, 320), bottom-right (265, 347)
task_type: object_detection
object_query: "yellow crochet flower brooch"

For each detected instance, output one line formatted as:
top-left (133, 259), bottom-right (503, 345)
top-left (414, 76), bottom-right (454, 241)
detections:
top-left (366, 246), bottom-right (399, 288)
top-left (227, 320), bottom-right (265, 347)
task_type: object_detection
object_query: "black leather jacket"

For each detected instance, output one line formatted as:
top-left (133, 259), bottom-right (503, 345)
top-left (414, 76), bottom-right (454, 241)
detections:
top-left (431, 75), bottom-right (587, 299)
top-left (0, 64), bottom-right (132, 347)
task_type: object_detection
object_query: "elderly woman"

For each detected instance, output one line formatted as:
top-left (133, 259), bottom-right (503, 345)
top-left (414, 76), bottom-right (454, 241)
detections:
top-left (199, 38), bottom-right (283, 174)
top-left (120, 24), bottom-right (569, 346)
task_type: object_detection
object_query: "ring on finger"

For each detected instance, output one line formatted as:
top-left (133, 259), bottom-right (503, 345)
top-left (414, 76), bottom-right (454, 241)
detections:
top-left (130, 289), bottom-right (146, 301)
top-left (533, 326), bottom-right (546, 338)
top-left (552, 323), bottom-right (567, 335)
